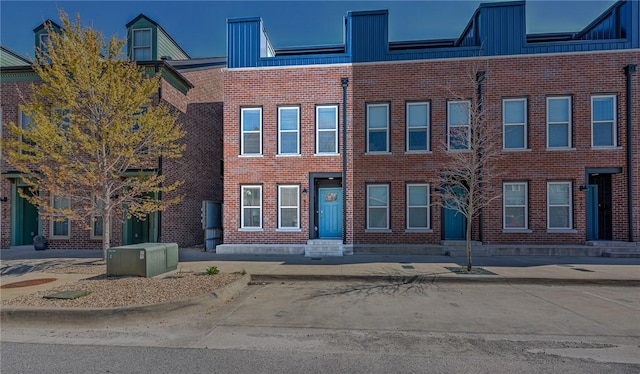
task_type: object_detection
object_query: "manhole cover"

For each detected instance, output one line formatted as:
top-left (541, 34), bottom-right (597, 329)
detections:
top-left (1, 278), bottom-right (58, 289)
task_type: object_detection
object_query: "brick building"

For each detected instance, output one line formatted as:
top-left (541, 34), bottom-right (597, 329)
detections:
top-left (219, 0), bottom-right (639, 255)
top-left (0, 15), bottom-right (224, 249)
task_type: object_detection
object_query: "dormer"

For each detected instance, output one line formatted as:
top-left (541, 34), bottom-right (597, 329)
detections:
top-left (125, 14), bottom-right (189, 61)
top-left (33, 19), bottom-right (63, 56)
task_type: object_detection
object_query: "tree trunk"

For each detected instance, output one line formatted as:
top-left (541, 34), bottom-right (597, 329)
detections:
top-left (102, 211), bottom-right (111, 260)
top-left (466, 215), bottom-right (473, 272)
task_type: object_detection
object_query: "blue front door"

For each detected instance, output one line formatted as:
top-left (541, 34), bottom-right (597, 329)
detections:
top-left (318, 187), bottom-right (342, 238)
top-left (444, 207), bottom-right (466, 240)
top-left (587, 184), bottom-right (599, 240)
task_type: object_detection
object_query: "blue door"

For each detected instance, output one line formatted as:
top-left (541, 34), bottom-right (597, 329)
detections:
top-left (587, 184), bottom-right (599, 240)
top-left (318, 188), bottom-right (342, 238)
top-left (443, 187), bottom-right (466, 240)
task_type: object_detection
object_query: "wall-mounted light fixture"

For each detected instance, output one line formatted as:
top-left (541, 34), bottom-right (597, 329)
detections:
top-left (302, 188), bottom-right (308, 194)
top-left (579, 185), bottom-right (589, 191)
top-left (0, 197), bottom-right (8, 202)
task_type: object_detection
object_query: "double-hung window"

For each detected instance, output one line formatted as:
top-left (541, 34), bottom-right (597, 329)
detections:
top-left (591, 95), bottom-right (616, 147)
top-left (316, 105), bottom-right (338, 154)
top-left (406, 102), bottom-right (429, 152)
top-left (547, 97), bottom-right (571, 148)
top-left (503, 98), bottom-right (527, 150)
top-left (447, 101), bottom-right (470, 150)
top-left (241, 185), bottom-right (262, 229)
top-left (51, 196), bottom-right (70, 238)
top-left (91, 196), bottom-right (105, 239)
top-left (367, 184), bottom-right (389, 229)
top-left (278, 185), bottom-right (299, 229)
top-left (547, 182), bottom-right (572, 229)
top-left (367, 103), bottom-right (389, 153)
top-left (503, 182), bottom-right (528, 229)
top-left (406, 184), bottom-right (430, 229)
top-left (241, 107), bottom-right (262, 155)
top-left (19, 109), bottom-right (35, 154)
top-left (132, 29), bottom-right (152, 60)
top-left (278, 106), bottom-right (299, 155)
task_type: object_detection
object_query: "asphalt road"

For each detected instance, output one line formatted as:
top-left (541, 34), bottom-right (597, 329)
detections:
top-left (2, 281), bottom-right (639, 373)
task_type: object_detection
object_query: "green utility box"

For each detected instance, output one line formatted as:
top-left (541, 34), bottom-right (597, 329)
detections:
top-left (106, 243), bottom-right (179, 277)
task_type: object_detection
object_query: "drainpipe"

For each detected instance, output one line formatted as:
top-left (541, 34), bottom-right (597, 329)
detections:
top-left (476, 71), bottom-right (485, 242)
top-left (341, 78), bottom-right (349, 244)
top-left (624, 64), bottom-right (636, 242)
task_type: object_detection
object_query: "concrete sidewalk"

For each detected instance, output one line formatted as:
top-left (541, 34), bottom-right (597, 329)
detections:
top-left (2, 251), bottom-right (639, 303)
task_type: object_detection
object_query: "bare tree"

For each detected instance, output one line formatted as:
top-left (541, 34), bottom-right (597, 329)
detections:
top-left (435, 66), bottom-right (503, 271)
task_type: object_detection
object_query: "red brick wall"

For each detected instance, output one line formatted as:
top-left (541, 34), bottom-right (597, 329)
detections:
top-left (224, 51), bottom-right (639, 246)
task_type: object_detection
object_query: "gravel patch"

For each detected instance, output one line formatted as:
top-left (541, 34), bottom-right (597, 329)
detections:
top-left (2, 264), bottom-right (243, 308)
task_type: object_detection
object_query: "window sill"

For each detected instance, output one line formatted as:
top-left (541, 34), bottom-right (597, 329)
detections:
top-left (405, 150), bottom-right (432, 154)
top-left (405, 228), bottom-right (433, 233)
top-left (546, 147), bottom-right (576, 151)
top-left (276, 154), bottom-right (301, 157)
top-left (239, 154), bottom-right (263, 158)
top-left (276, 228), bottom-right (301, 232)
top-left (447, 149), bottom-right (471, 153)
top-left (365, 152), bottom-right (392, 155)
top-left (502, 148), bottom-right (531, 152)
top-left (365, 229), bottom-right (392, 233)
top-left (546, 229), bottom-right (577, 233)
top-left (239, 228), bottom-right (263, 232)
top-left (591, 146), bottom-right (622, 150)
top-left (50, 236), bottom-right (71, 240)
top-left (314, 153), bottom-right (340, 157)
top-left (502, 229), bottom-right (532, 233)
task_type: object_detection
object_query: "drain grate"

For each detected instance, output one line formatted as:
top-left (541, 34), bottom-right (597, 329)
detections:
top-left (401, 265), bottom-right (415, 269)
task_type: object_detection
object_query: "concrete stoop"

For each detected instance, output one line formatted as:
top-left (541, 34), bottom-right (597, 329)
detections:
top-left (305, 240), bottom-right (346, 257)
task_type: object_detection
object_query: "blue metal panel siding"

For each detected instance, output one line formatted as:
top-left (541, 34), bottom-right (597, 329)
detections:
top-left (227, 20), bottom-right (261, 68)
top-left (350, 11), bottom-right (388, 62)
top-left (482, 3), bottom-right (525, 55)
top-left (630, 0), bottom-right (640, 47)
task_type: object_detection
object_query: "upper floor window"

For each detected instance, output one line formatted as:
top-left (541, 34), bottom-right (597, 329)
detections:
top-left (406, 102), bottom-right (429, 152)
top-left (591, 95), bottom-right (616, 147)
top-left (132, 29), bottom-right (152, 60)
top-left (39, 33), bottom-right (50, 52)
top-left (547, 97), bottom-right (571, 148)
top-left (51, 195), bottom-right (70, 238)
top-left (503, 98), bottom-right (527, 150)
top-left (278, 106), bottom-right (299, 155)
top-left (91, 196), bottom-right (105, 239)
top-left (241, 107), bottom-right (262, 156)
top-left (367, 103), bottom-right (389, 153)
top-left (316, 105), bottom-right (338, 154)
top-left (503, 182), bottom-right (528, 229)
top-left (447, 101), bottom-right (470, 150)
top-left (406, 184), bottom-right (430, 229)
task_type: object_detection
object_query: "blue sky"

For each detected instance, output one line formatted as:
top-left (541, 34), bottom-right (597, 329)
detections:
top-left (1, 0), bottom-right (616, 60)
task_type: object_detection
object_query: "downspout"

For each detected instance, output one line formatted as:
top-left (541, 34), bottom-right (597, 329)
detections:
top-left (156, 61), bottom-right (163, 242)
top-left (476, 71), bottom-right (485, 242)
top-left (341, 78), bottom-right (349, 244)
top-left (624, 64), bottom-right (636, 242)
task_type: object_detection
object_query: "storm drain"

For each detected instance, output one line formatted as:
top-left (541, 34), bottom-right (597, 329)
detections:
top-left (401, 265), bottom-right (415, 269)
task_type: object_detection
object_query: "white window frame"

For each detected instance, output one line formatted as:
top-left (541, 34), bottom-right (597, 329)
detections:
top-left (503, 98), bottom-right (527, 150)
top-left (240, 185), bottom-right (262, 229)
top-left (367, 184), bottom-right (389, 230)
top-left (406, 102), bottom-right (430, 152)
top-left (132, 28), bottom-right (152, 60)
top-left (277, 106), bottom-right (300, 155)
top-left (503, 182), bottom-right (528, 230)
top-left (240, 107), bottom-right (262, 156)
top-left (547, 181), bottom-right (573, 230)
top-left (278, 185), bottom-right (300, 229)
top-left (591, 95), bottom-right (617, 148)
top-left (406, 183), bottom-right (430, 229)
top-left (546, 96), bottom-right (572, 149)
top-left (51, 195), bottom-right (70, 238)
top-left (39, 33), bottom-right (50, 50)
top-left (315, 105), bottom-right (338, 154)
top-left (366, 103), bottom-right (389, 153)
top-left (447, 100), bottom-right (471, 151)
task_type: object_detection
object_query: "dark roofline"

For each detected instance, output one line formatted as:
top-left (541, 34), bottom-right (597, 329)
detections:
top-left (275, 44), bottom-right (345, 56)
top-left (575, 0), bottom-right (625, 39)
top-left (1, 45), bottom-right (33, 64)
top-left (167, 57), bottom-right (227, 72)
top-left (135, 60), bottom-right (194, 89)
top-left (33, 19), bottom-right (63, 33)
top-left (126, 13), bottom-right (191, 59)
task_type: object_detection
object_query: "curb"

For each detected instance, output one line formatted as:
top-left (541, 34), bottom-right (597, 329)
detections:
top-left (249, 273), bottom-right (640, 286)
top-left (0, 274), bottom-right (251, 326)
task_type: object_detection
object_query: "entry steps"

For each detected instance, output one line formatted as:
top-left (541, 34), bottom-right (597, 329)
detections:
top-left (305, 239), bottom-right (344, 257)
top-left (590, 241), bottom-right (640, 258)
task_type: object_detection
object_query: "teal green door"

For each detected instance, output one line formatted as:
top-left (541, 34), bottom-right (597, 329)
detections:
top-left (318, 188), bottom-right (342, 238)
top-left (444, 207), bottom-right (465, 240)
top-left (586, 184), bottom-right (598, 240)
top-left (18, 189), bottom-right (39, 245)
top-left (130, 216), bottom-right (149, 244)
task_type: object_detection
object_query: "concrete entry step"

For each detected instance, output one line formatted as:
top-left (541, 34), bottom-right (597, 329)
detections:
top-left (602, 251), bottom-right (640, 258)
top-left (305, 239), bottom-right (344, 257)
